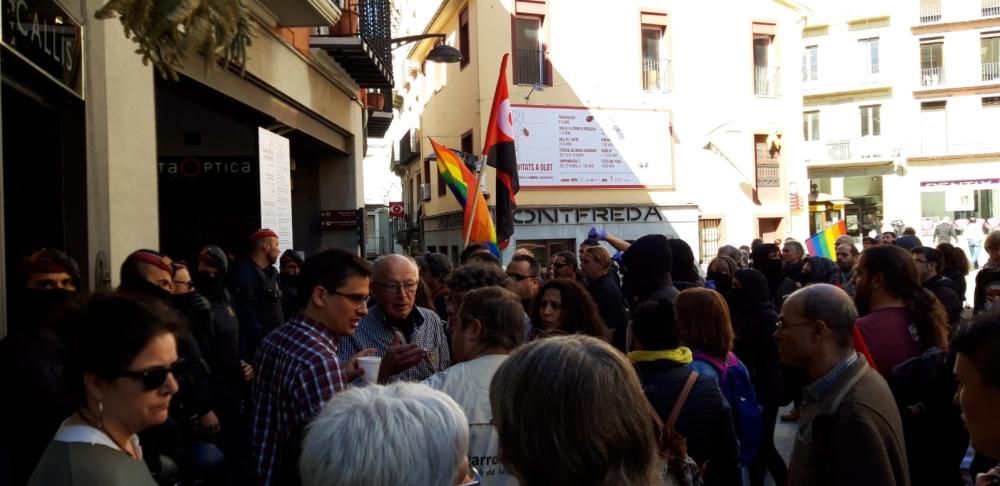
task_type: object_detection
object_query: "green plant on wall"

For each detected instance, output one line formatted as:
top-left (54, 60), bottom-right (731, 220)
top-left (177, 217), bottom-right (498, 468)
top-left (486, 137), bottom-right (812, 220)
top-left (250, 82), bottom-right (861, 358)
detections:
top-left (95, 0), bottom-right (253, 80)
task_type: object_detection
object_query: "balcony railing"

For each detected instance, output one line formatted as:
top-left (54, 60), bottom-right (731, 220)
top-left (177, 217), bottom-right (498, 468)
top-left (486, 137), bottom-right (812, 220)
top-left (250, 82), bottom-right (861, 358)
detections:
top-left (920, 1), bottom-right (942, 22)
top-left (754, 65), bottom-right (780, 97)
top-left (514, 48), bottom-right (544, 85)
top-left (985, 0), bottom-right (1000, 17)
top-left (920, 67), bottom-right (945, 86)
top-left (755, 162), bottom-right (781, 188)
top-left (805, 138), bottom-right (888, 163)
top-left (310, 0), bottom-right (393, 87)
top-left (984, 62), bottom-right (1000, 81)
top-left (641, 58), bottom-right (670, 91)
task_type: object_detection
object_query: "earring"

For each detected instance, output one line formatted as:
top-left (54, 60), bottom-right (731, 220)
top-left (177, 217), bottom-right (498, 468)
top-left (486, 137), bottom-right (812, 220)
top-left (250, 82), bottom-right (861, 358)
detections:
top-left (97, 401), bottom-right (104, 430)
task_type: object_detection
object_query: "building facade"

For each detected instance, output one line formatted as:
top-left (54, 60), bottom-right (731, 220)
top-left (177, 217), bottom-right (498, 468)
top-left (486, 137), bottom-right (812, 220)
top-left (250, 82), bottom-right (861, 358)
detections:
top-left (393, 0), bottom-right (811, 266)
top-left (0, 0), bottom-right (391, 335)
top-left (803, 0), bottom-right (1000, 256)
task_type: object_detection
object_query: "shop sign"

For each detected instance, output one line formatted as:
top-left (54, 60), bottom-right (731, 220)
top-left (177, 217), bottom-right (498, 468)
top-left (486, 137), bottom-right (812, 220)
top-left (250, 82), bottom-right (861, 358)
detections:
top-left (321, 209), bottom-right (360, 230)
top-left (2, 0), bottom-right (83, 96)
top-left (920, 178), bottom-right (1000, 190)
top-left (514, 206), bottom-right (666, 226)
top-left (158, 157), bottom-right (254, 179)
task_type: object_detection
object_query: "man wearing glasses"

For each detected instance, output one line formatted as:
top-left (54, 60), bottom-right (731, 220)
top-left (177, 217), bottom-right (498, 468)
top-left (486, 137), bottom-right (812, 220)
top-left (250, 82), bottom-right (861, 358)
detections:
top-left (338, 254), bottom-right (451, 383)
top-left (505, 254), bottom-right (542, 314)
top-left (251, 249), bottom-right (378, 486)
top-left (776, 284), bottom-right (908, 486)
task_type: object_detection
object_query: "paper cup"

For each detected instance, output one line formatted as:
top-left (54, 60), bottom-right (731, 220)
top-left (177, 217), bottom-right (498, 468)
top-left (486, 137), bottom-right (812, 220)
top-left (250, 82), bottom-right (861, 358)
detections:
top-left (358, 356), bottom-right (382, 384)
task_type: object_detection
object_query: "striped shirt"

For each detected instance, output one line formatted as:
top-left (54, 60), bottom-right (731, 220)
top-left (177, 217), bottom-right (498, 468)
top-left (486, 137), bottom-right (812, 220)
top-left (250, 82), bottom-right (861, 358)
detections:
top-left (804, 352), bottom-right (859, 402)
top-left (337, 305), bottom-right (451, 382)
top-left (251, 315), bottom-right (347, 486)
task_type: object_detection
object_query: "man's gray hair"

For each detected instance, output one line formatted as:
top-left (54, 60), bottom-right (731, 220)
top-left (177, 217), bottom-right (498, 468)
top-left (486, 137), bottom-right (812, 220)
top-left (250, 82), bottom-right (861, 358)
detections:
top-left (798, 283), bottom-right (858, 347)
top-left (300, 382), bottom-right (470, 486)
top-left (784, 240), bottom-right (805, 258)
top-left (372, 254), bottom-right (419, 279)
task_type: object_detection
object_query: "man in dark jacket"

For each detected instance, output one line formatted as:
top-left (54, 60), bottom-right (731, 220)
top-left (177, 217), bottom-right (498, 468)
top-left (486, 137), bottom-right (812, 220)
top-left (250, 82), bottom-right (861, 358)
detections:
top-left (777, 284), bottom-right (909, 486)
top-left (781, 240), bottom-right (806, 284)
top-left (580, 246), bottom-right (629, 351)
top-left (230, 229), bottom-right (285, 360)
top-left (630, 298), bottom-right (740, 485)
top-left (621, 234), bottom-right (679, 307)
top-left (0, 249), bottom-right (82, 485)
top-left (278, 249), bottom-right (303, 320)
top-left (911, 246), bottom-right (962, 326)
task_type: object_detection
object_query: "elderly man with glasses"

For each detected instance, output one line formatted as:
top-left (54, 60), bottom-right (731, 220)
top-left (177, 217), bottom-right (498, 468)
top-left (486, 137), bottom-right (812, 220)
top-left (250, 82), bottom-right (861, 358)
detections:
top-left (338, 254), bottom-right (452, 383)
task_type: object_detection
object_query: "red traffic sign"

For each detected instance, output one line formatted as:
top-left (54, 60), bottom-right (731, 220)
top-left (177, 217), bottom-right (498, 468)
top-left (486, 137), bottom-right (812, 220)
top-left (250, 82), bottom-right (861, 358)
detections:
top-left (389, 201), bottom-right (405, 218)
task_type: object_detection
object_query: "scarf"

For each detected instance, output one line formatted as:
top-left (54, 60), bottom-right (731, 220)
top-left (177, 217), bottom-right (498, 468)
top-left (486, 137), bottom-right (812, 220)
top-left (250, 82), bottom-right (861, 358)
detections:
top-left (628, 347), bottom-right (693, 365)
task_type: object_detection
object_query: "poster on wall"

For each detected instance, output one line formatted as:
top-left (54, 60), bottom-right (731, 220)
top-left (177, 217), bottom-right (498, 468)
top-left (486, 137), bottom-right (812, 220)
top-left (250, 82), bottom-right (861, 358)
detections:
top-left (258, 128), bottom-right (294, 254)
top-left (510, 105), bottom-right (673, 188)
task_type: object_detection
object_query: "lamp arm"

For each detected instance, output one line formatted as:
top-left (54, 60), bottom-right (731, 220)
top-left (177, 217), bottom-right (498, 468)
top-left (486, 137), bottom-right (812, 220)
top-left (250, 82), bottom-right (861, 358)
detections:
top-left (391, 33), bottom-right (446, 49)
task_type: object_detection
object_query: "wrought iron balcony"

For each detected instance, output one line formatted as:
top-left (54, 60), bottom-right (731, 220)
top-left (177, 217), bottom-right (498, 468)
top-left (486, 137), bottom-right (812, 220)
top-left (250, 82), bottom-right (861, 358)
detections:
top-left (755, 162), bottom-right (781, 188)
top-left (754, 65), bottom-right (780, 97)
top-left (365, 86), bottom-right (393, 138)
top-left (514, 48), bottom-right (544, 85)
top-left (920, 1), bottom-right (942, 22)
top-left (984, 62), bottom-right (1000, 81)
top-left (397, 129), bottom-right (419, 165)
top-left (641, 58), bottom-right (670, 92)
top-left (804, 138), bottom-right (889, 164)
top-left (920, 67), bottom-right (945, 87)
top-left (310, 0), bottom-right (392, 88)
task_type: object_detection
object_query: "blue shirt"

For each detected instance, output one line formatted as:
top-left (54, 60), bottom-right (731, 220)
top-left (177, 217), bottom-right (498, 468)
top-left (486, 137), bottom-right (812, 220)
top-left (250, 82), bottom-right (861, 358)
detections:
top-left (804, 352), bottom-right (859, 402)
top-left (337, 305), bottom-right (451, 382)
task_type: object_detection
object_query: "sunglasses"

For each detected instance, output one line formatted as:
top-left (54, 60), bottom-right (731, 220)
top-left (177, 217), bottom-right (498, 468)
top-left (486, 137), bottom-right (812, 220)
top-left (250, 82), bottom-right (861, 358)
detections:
top-left (506, 273), bottom-right (537, 281)
top-left (114, 359), bottom-right (185, 391)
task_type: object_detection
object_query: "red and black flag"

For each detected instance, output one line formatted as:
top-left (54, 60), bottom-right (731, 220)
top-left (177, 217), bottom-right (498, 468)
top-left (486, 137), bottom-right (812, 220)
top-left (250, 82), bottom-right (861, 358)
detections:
top-left (483, 53), bottom-right (519, 250)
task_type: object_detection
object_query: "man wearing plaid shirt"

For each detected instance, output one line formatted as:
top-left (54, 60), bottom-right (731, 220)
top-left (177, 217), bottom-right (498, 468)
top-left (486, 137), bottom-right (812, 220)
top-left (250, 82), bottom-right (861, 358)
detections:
top-left (338, 254), bottom-right (451, 383)
top-left (251, 249), bottom-right (377, 486)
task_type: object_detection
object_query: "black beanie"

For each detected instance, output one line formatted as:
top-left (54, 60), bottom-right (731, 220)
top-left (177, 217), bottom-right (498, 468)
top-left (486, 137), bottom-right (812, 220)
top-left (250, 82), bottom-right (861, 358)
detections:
top-left (623, 234), bottom-right (674, 280)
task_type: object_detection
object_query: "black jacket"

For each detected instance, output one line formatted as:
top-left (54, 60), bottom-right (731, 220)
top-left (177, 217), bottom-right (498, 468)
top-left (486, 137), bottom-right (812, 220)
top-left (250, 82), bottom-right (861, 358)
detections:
top-left (729, 269), bottom-right (785, 407)
top-left (924, 275), bottom-right (962, 326)
top-left (586, 272), bottom-right (628, 351)
top-left (942, 269), bottom-right (967, 303)
top-left (635, 360), bottom-right (741, 486)
top-left (230, 260), bottom-right (285, 359)
top-left (974, 267), bottom-right (1000, 314)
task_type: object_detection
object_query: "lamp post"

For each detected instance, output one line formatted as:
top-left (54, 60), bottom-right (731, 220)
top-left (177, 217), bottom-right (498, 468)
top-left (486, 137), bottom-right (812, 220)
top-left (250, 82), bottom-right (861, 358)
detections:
top-left (391, 33), bottom-right (463, 63)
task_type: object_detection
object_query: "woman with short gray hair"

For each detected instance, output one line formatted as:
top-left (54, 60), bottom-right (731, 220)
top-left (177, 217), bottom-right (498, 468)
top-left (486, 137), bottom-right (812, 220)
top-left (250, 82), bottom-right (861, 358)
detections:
top-left (299, 382), bottom-right (474, 486)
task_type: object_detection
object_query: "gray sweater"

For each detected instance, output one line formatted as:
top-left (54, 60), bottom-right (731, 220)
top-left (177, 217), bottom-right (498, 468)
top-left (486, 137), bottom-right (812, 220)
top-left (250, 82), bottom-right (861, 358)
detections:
top-left (28, 439), bottom-right (156, 486)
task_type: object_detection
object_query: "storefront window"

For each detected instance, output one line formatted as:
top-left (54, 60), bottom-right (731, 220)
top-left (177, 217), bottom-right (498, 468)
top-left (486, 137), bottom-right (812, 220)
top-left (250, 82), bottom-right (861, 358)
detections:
top-left (920, 187), bottom-right (999, 236)
top-left (517, 239), bottom-right (575, 267)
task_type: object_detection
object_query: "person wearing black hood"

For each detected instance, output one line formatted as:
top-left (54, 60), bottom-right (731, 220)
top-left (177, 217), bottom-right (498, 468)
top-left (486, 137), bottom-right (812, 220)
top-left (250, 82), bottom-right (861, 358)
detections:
top-left (621, 234), bottom-right (679, 309)
top-left (278, 249), bottom-right (304, 320)
top-left (118, 249), bottom-right (220, 484)
top-left (728, 269), bottom-right (787, 486)
top-left (668, 238), bottom-right (704, 290)
top-left (0, 249), bottom-right (83, 485)
top-left (800, 255), bottom-right (841, 286)
top-left (751, 243), bottom-right (799, 310)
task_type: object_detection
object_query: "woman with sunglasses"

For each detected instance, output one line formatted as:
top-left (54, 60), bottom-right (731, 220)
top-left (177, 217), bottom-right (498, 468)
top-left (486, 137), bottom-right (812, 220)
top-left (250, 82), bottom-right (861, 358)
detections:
top-left (28, 294), bottom-right (182, 486)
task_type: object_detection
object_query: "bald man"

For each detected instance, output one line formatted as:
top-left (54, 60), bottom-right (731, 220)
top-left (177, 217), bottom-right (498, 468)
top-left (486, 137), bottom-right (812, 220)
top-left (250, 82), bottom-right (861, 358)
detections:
top-left (337, 254), bottom-right (451, 382)
top-left (776, 284), bottom-right (909, 486)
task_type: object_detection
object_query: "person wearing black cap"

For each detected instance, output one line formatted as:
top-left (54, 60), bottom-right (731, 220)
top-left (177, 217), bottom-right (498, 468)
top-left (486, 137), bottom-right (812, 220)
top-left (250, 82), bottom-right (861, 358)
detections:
top-left (621, 234), bottom-right (679, 308)
top-left (0, 249), bottom-right (83, 485)
top-left (416, 253), bottom-right (453, 321)
top-left (230, 229), bottom-right (285, 360)
top-left (279, 250), bottom-right (304, 320)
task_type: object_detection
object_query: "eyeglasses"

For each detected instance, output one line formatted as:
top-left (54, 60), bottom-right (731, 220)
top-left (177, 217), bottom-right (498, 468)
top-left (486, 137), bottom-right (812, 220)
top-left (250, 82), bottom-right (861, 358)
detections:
top-left (115, 359), bottom-right (185, 391)
top-left (460, 467), bottom-right (482, 486)
top-left (329, 288), bottom-right (369, 308)
top-left (374, 281), bottom-right (419, 294)
top-left (776, 316), bottom-right (815, 332)
top-left (506, 272), bottom-right (537, 281)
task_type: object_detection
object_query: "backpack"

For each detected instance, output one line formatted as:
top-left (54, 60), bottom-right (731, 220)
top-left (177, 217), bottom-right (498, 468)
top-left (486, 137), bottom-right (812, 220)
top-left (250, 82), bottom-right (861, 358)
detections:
top-left (644, 370), bottom-right (704, 486)
top-left (692, 351), bottom-right (763, 466)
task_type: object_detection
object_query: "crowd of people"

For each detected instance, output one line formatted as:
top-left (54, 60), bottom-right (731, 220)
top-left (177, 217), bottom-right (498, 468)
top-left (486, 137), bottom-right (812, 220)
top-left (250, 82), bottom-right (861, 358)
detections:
top-left (1, 224), bottom-right (999, 486)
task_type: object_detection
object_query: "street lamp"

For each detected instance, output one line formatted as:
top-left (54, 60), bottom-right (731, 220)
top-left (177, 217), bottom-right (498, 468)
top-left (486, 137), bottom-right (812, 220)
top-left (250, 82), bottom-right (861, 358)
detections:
top-left (391, 33), bottom-right (463, 63)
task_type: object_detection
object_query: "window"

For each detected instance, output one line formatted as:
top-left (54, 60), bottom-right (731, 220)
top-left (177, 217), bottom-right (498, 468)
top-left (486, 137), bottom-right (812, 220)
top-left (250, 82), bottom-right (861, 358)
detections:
top-left (858, 37), bottom-right (880, 77)
top-left (641, 26), bottom-right (668, 91)
top-left (920, 0), bottom-right (941, 23)
top-left (459, 7), bottom-right (470, 68)
top-left (752, 23), bottom-right (778, 96)
top-left (982, 35), bottom-right (1000, 81)
top-left (423, 159), bottom-right (431, 184)
top-left (698, 219), bottom-right (722, 263)
top-left (513, 16), bottom-right (545, 85)
top-left (860, 105), bottom-right (881, 137)
top-left (754, 134), bottom-right (781, 189)
top-left (802, 45), bottom-right (818, 82)
top-left (516, 239), bottom-right (574, 266)
top-left (920, 40), bottom-right (944, 86)
top-left (803, 111), bottom-right (820, 141)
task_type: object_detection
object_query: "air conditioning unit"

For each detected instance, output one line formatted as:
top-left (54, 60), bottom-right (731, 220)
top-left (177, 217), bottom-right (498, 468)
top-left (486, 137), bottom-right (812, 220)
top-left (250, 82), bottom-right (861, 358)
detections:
top-left (420, 183), bottom-right (432, 201)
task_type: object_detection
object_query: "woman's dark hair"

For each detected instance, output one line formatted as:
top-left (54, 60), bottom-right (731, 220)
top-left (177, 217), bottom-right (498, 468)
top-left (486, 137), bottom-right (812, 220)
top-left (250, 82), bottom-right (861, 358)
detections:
top-left (668, 239), bottom-right (700, 284)
top-left (457, 286), bottom-right (525, 351)
top-left (936, 243), bottom-right (970, 277)
top-left (460, 244), bottom-right (489, 264)
top-left (490, 336), bottom-right (662, 486)
top-left (65, 293), bottom-right (183, 407)
top-left (531, 278), bottom-right (608, 338)
top-left (803, 256), bottom-right (839, 285)
top-left (630, 298), bottom-right (680, 350)
top-left (859, 245), bottom-right (949, 349)
top-left (445, 263), bottom-right (507, 292)
top-left (297, 249), bottom-right (373, 309)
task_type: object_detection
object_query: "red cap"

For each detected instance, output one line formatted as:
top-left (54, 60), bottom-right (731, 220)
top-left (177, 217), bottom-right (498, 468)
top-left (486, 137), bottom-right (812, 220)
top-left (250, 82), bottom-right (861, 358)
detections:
top-left (249, 228), bottom-right (279, 243)
top-left (127, 250), bottom-right (173, 273)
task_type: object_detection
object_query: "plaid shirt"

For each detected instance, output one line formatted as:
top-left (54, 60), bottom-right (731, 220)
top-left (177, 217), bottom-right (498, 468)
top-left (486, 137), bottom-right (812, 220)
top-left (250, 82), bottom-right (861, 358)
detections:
top-left (337, 305), bottom-right (451, 382)
top-left (804, 352), bottom-right (859, 402)
top-left (251, 315), bottom-right (347, 486)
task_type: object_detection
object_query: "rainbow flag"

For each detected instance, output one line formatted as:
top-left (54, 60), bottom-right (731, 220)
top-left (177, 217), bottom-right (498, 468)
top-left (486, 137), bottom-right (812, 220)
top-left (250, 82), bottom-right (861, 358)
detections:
top-left (805, 221), bottom-right (847, 260)
top-left (429, 137), bottom-right (499, 255)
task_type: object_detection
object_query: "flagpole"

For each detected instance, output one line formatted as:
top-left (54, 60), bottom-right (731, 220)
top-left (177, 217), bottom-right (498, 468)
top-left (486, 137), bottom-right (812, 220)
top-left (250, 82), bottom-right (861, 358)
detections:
top-left (463, 154), bottom-right (489, 248)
